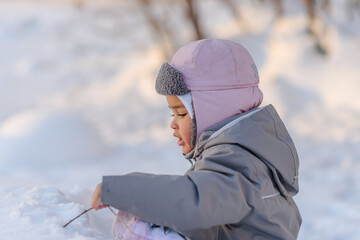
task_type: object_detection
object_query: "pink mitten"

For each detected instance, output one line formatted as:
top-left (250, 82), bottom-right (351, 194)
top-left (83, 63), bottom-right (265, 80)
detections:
top-left (112, 211), bottom-right (190, 240)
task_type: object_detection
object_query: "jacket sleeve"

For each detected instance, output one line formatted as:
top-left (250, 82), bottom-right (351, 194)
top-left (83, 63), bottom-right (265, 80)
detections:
top-left (101, 144), bottom-right (259, 232)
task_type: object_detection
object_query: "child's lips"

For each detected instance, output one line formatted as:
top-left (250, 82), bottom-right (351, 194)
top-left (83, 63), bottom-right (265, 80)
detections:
top-left (177, 138), bottom-right (184, 146)
top-left (174, 134), bottom-right (184, 146)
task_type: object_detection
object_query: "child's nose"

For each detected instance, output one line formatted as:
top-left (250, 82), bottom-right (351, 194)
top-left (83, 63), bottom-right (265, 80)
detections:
top-left (170, 119), bottom-right (177, 129)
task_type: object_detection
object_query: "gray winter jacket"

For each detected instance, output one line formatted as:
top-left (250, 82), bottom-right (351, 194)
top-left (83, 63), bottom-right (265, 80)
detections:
top-left (101, 105), bottom-right (302, 239)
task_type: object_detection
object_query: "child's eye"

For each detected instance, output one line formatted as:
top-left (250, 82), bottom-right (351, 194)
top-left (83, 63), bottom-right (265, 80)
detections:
top-left (170, 113), bottom-right (187, 118)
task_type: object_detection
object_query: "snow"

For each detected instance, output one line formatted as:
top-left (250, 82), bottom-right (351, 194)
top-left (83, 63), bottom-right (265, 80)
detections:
top-left (1, 185), bottom-right (113, 239)
top-left (0, 0), bottom-right (359, 239)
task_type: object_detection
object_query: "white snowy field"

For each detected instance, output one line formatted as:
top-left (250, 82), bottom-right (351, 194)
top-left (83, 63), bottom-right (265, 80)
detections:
top-left (0, 0), bottom-right (359, 239)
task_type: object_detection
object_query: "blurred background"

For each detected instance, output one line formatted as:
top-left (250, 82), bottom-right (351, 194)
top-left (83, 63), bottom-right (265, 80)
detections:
top-left (0, 0), bottom-right (359, 239)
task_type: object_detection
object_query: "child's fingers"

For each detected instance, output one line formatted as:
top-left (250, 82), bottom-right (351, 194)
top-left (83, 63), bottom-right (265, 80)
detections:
top-left (93, 201), bottom-right (107, 211)
top-left (92, 199), bottom-right (103, 210)
top-left (91, 183), bottom-right (103, 210)
top-left (98, 204), bottom-right (108, 210)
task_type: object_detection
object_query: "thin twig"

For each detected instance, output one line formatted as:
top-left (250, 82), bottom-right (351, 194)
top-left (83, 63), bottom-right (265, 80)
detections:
top-left (63, 207), bottom-right (94, 228)
top-left (63, 206), bottom-right (137, 236)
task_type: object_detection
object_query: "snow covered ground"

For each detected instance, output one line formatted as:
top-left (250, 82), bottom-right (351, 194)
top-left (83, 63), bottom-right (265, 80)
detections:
top-left (0, 0), bottom-right (359, 239)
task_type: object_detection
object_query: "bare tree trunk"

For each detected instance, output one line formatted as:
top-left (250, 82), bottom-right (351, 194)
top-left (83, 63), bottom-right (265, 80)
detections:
top-left (71, 0), bottom-right (84, 9)
top-left (347, 0), bottom-right (360, 20)
top-left (320, 0), bottom-right (331, 12)
top-left (273, 0), bottom-right (283, 17)
top-left (137, 0), bottom-right (175, 59)
top-left (223, 0), bottom-right (242, 21)
top-left (253, 0), bottom-right (283, 17)
top-left (139, 0), bottom-right (161, 34)
top-left (304, 0), bottom-right (328, 55)
top-left (185, 0), bottom-right (204, 40)
top-left (305, 0), bottom-right (316, 28)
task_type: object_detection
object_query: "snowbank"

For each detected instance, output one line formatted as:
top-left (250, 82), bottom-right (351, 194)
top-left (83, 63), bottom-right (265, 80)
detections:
top-left (0, 185), bottom-right (111, 239)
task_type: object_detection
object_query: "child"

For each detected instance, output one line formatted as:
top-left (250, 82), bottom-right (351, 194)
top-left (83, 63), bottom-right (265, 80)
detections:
top-left (92, 38), bottom-right (302, 239)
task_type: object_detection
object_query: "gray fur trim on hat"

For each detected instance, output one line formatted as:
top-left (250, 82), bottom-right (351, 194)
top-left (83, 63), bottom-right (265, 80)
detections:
top-left (155, 62), bottom-right (190, 96)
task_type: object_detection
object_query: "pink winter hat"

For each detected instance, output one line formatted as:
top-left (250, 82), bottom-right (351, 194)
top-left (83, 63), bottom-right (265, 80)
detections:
top-left (156, 38), bottom-right (263, 142)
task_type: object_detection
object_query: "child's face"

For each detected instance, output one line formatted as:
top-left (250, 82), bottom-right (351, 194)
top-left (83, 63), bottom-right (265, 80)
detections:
top-left (166, 95), bottom-right (193, 154)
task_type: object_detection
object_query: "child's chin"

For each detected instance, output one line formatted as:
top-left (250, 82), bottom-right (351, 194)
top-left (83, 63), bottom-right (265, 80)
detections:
top-left (182, 145), bottom-right (193, 154)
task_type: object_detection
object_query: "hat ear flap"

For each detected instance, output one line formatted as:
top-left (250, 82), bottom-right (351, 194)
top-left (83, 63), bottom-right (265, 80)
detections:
top-left (190, 101), bottom-right (197, 147)
top-left (155, 62), bottom-right (190, 96)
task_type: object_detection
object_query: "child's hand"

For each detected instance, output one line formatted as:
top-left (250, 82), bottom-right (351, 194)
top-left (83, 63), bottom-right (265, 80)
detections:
top-left (91, 183), bottom-right (108, 211)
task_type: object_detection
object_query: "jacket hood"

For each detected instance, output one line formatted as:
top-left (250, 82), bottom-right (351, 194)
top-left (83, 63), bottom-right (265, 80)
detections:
top-left (186, 105), bottom-right (299, 198)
